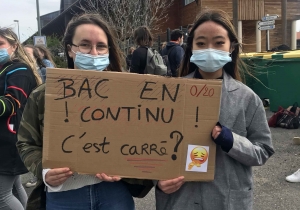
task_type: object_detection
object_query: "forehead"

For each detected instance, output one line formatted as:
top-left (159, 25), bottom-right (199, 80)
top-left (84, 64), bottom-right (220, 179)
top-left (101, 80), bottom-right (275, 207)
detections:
top-left (24, 47), bottom-right (33, 53)
top-left (73, 24), bottom-right (108, 44)
top-left (0, 36), bottom-right (8, 43)
top-left (194, 21), bottom-right (228, 38)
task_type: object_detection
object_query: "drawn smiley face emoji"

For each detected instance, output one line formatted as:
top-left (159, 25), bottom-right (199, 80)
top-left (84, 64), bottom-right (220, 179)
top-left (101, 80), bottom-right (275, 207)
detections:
top-left (190, 147), bottom-right (208, 165)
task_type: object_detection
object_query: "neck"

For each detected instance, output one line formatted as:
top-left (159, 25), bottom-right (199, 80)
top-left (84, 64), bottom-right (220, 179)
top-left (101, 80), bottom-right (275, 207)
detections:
top-left (198, 68), bottom-right (223, 79)
top-left (171, 41), bottom-right (180, 45)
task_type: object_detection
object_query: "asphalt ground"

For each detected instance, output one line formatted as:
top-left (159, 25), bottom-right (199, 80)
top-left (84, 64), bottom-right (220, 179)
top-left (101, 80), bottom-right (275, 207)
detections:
top-left (21, 109), bottom-right (300, 210)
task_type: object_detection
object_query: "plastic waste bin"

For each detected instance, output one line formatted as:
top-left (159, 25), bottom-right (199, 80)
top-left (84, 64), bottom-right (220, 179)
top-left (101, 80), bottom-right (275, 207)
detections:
top-left (267, 50), bottom-right (300, 112)
top-left (240, 52), bottom-right (274, 106)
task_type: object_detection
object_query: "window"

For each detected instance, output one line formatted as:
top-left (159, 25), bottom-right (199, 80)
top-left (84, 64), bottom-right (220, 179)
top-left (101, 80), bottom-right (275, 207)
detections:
top-left (185, 0), bottom-right (195, 5)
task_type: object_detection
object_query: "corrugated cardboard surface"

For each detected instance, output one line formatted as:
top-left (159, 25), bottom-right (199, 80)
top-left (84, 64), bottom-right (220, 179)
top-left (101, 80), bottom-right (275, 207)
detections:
top-left (43, 68), bottom-right (222, 181)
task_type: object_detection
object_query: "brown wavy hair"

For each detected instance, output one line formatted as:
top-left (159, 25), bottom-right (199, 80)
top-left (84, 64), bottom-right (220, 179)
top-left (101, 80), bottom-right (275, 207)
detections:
top-left (63, 13), bottom-right (123, 72)
top-left (35, 44), bottom-right (56, 68)
top-left (23, 44), bottom-right (46, 68)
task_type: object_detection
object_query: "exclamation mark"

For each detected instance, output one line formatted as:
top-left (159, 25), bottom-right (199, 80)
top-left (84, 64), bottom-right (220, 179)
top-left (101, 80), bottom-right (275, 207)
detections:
top-left (65, 101), bottom-right (69, 123)
top-left (195, 106), bottom-right (199, 128)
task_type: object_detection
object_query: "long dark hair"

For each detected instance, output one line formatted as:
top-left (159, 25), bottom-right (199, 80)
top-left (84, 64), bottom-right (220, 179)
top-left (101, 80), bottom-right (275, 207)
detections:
top-left (178, 9), bottom-right (243, 81)
top-left (24, 44), bottom-right (46, 68)
top-left (35, 44), bottom-right (56, 67)
top-left (63, 14), bottom-right (123, 72)
top-left (134, 26), bottom-right (153, 47)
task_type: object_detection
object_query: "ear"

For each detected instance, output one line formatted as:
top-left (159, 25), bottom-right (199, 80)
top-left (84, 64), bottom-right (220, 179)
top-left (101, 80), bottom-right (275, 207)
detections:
top-left (230, 42), bottom-right (237, 53)
top-left (67, 45), bottom-right (74, 58)
top-left (11, 44), bottom-right (17, 52)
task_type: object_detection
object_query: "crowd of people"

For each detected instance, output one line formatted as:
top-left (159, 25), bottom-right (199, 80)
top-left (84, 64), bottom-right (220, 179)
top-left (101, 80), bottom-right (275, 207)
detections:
top-left (0, 8), bottom-right (297, 210)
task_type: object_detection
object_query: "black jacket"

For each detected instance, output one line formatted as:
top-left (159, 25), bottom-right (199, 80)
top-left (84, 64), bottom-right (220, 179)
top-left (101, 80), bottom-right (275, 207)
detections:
top-left (0, 61), bottom-right (37, 175)
top-left (162, 42), bottom-right (185, 77)
top-left (130, 47), bottom-right (148, 74)
top-left (126, 54), bottom-right (133, 71)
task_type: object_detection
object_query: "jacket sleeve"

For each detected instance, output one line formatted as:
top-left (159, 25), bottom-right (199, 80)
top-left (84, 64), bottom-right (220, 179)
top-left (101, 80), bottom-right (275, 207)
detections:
top-left (0, 65), bottom-right (34, 117)
top-left (130, 50), bottom-right (141, 74)
top-left (227, 100), bottom-right (275, 166)
top-left (39, 67), bottom-right (46, 83)
top-left (17, 89), bottom-right (43, 179)
top-left (173, 47), bottom-right (184, 76)
top-left (43, 59), bottom-right (54, 68)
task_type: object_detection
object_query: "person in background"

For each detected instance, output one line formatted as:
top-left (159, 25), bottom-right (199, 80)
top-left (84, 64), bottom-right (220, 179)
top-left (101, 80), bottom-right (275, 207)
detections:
top-left (35, 44), bottom-right (56, 82)
top-left (286, 137), bottom-right (300, 183)
top-left (17, 14), bottom-right (134, 210)
top-left (161, 29), bottom-right (185, 77)
top-left (160, 42), bottom-right (167, 55)
top-left (187, 24), bottom-right (193, 34)
top-left (130, 26), bottom-right (153, 74)
top-left (155, 9), bottom-right (274, 210)
top-left (0, 28), bottom-right (41, 210)
top-left (24, 45), bottom-right (47, 83)
top-left (126, 46), bottom-right (135, 71)
top-left (286, 168), bottom-right (300, 183)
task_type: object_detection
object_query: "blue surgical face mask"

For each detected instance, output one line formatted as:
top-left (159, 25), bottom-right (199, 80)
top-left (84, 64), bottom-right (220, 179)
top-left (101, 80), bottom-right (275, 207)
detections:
top-left (0, 48), bottom-right (11, 65)
top-left (190, 48), bottom-right (232, 73)
top-left (73, 51), bottom-right (110, 71)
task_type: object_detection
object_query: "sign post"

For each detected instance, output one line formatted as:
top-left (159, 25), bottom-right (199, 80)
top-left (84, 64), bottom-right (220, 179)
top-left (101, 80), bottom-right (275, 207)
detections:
top-left (259, 14), bottom-right (279, 50)
top-left (33, 36), bottom-right (47, 46)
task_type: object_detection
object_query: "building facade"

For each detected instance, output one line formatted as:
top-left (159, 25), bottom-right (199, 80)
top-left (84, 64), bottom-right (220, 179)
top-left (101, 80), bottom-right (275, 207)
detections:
top-left (158, 0), bottom-right (300, 52)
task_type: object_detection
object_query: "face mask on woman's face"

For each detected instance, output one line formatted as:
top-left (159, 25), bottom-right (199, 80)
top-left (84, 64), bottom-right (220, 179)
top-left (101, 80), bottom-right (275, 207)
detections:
top-left (0, 47), bottom-right (11, 65)
top-left (190, 48), bottom-right (232, 73)
top-left (73, 51), bottom-right (110, 71)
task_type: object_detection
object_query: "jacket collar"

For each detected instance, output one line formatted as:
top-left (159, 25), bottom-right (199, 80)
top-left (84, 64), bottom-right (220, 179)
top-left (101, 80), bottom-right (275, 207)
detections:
top-left (185, 70), bottom-right (240, 92)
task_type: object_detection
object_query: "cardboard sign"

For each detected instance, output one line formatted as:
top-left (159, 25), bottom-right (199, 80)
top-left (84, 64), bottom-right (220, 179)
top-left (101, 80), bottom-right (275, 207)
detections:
top-left (42, 68), bottom-right (222, 181)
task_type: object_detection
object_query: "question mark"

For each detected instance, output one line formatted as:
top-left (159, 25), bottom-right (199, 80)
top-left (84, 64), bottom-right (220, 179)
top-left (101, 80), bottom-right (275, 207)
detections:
top-left (170, 131), bottom-right (184, 161)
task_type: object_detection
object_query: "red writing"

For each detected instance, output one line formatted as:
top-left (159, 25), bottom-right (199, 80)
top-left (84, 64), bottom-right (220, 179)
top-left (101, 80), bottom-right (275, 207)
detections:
top-left (190, 85), bottom-right (214, 97)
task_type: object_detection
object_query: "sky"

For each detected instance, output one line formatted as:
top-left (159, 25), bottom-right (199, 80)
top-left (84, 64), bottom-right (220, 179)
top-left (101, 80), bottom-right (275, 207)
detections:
top-left (0, 0), bottom-right (299, 43)
top-left (0, 0), bottom-right (60, 42)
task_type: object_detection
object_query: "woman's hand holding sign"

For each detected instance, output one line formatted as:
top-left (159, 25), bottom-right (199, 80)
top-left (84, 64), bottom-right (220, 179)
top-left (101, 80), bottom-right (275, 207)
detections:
top-left (157, 176), bottom-right (185, 194)
top-left (96, 173), bottom-right (121, 182)
top-left (45, 168), bottom-right (73, 187)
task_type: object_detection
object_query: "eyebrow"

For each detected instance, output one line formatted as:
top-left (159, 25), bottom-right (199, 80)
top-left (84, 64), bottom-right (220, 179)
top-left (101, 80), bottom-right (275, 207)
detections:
top-left (79, 39), bottom-right (107, 45)
top-left (195, 35), bottom-right (226, 40)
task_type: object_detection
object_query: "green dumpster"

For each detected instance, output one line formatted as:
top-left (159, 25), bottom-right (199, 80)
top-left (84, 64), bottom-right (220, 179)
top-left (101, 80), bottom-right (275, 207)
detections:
top-left (268, 50), bottom-right (300, 112)
top-left (240, 52), bottom-right (273, 106)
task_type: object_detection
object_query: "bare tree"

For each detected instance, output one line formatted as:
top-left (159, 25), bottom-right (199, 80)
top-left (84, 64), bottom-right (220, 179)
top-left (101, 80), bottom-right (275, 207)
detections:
top-left (76, 0), bottom-right (174, 52)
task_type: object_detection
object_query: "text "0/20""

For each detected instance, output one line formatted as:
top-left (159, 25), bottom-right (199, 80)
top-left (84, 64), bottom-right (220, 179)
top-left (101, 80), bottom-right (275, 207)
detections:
top-left (190, 84), bottom-right (214, 97)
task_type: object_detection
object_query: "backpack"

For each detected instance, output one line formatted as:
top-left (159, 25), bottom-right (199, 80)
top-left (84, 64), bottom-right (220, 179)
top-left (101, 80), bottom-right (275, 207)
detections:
top-left (144, 47), bottom-right (167, 76)
top-left (162, 46), bottom-right (176, 77)
top-left (269, 103), bottom-right (300, 129)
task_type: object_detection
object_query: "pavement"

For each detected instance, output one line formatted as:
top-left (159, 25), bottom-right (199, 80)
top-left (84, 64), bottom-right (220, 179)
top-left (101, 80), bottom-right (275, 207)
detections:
top-left (21, 109), bottom-right (300, 210)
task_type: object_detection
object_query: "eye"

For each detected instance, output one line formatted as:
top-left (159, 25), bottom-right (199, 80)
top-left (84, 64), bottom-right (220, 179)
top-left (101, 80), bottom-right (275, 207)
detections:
top-left (196, 42), bottom-right (205, 46)
top-left (216, 41), bottom-right (225, 45)
top-left (97, 44), bottom-right (107, 49)
top-left (80, 43), bottom-right (91, 47)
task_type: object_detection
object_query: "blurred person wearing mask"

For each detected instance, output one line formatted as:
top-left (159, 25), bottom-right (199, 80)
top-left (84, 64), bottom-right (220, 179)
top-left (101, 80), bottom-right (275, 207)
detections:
top-left (0, 28), bottom-right (41, 210)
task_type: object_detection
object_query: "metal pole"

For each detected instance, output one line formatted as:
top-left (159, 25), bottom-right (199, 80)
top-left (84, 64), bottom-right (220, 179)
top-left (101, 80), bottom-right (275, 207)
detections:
top-left (281, 0), bottom-right (287, 45)
top-left (14, 20), bottom-right (20, 40)
top-left (17, 22), bottom-right (20, 40)
top-left (266, 30), bottom-right (270, 50)
top-left (36, 0), bottom-right (41, 36)
top-left (232, 0), bottom-right (239, 34)
top-left (158, 36), bottom-right (161, 52)
top-left (265, 14), bottom-right (270, 51)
